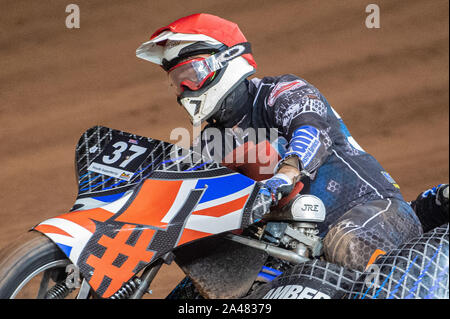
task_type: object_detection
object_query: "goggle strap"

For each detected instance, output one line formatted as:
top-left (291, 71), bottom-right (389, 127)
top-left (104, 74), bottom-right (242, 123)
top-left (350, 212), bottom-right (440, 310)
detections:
top-left (206, 42), bottom-right (252, 72)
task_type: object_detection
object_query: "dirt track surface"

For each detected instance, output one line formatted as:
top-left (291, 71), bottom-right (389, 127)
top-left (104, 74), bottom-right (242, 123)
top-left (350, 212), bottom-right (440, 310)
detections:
top-left (0, 0), bottom-right (448, 298)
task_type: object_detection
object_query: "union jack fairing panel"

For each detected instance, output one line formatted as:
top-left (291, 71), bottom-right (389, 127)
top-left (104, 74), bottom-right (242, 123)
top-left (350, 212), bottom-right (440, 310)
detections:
top-left (34, 126), bottom-right (258, 298)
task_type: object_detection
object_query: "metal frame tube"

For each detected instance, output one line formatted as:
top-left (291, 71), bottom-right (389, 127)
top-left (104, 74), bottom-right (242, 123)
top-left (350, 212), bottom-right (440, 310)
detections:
top-left (225, 234), bottom-right (309, 264)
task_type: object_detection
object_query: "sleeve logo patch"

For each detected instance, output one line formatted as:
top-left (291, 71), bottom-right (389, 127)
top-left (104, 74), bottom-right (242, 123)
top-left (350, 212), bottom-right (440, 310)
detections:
top-left (381, 171), bottom-right (400, 189)
top-left (285, 126), bottom-right (321, 167)
top-left (267, 80), bottom-right (306, 106)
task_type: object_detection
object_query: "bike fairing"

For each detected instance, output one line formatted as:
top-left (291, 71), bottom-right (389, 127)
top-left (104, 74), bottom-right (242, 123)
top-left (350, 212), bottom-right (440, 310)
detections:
top-left (33, 126), bottom-right (262, 298)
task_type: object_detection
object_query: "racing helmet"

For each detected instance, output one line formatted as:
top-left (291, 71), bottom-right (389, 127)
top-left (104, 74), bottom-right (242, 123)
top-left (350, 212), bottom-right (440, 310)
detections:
top-left (136, 13), bottom-right (257, 125)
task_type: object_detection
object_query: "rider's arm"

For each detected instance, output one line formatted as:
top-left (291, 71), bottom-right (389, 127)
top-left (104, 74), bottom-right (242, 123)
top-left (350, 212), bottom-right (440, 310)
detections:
top-left (270, 77), bottom-right (332, 183)
top-left (277, 156), bottom-right (301, 183)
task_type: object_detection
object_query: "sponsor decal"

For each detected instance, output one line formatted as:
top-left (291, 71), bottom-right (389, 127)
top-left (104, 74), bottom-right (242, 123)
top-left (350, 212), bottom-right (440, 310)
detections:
top-left (88, 162), bottom-right (134, 181)
top-left (267, 80), bottom-right (306, 106)
top-left (285, 126), bottom-right (321, 167)
top-left (216, 43), bottom-right (248, 64)
top-left (263, 284), bottom-right (331, 299)
top-left (381, 171), bottom-right (400, 189)
top-left (128, 139), bottom-right (138, 144)
top-left (120, 172), bottom-right (131, 179)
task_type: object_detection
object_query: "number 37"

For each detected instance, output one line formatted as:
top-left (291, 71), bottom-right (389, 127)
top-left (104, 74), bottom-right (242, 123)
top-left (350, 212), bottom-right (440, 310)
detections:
top-left (102, 141), bottom-right (147, 168)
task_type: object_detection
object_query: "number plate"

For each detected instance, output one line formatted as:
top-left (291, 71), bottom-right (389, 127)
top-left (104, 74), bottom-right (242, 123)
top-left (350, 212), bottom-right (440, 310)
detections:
top-left (87, 134), bottom-right (152, 181)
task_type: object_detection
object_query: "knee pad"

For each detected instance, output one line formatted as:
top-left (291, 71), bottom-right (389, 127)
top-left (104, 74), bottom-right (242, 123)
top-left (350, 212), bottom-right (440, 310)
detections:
top-left (323, 198), bottom-right (423, 271)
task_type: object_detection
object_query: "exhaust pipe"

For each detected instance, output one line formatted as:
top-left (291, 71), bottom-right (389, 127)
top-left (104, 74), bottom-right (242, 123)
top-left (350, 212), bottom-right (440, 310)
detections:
top-left (225, 234), bottom-right (309, 264)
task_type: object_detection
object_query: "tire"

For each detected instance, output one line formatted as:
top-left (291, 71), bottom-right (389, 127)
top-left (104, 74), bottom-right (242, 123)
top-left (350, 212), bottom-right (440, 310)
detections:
top-left (0, 230), bottom-right (82, 299)
top-left (346, 224), bottom-right (449, 299)
top-left (246, 259), bottom-right (360, 299)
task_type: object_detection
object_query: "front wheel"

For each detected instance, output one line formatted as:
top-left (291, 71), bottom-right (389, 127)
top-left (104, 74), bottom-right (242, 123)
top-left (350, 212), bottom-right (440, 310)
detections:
top-left (0, 230), bottom-right (90, 299)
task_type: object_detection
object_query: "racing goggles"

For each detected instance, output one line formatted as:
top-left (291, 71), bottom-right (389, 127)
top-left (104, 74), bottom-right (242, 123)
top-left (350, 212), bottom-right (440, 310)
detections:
top-left (168, 42), bottom-right (252, 95)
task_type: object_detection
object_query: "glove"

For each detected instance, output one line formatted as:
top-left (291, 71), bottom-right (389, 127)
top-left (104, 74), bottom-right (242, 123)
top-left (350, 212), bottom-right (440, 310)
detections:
top-left (436, 184), bottom-right (449, 212)
top-left (259, 173), bottom-right (294, 206)
top-left (411, 184), bottom-right (449, 233)
top-left (421, 184), bottom-right (449, 212)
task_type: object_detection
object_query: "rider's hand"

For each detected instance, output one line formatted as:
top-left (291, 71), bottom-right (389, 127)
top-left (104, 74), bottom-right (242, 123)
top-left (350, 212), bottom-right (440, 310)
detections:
top-left (259, 173), bottom-right (294, 206)
top-left (436, 184), bottom-right (449, 213)
top-left (411, 184), bottom-right (449, 233)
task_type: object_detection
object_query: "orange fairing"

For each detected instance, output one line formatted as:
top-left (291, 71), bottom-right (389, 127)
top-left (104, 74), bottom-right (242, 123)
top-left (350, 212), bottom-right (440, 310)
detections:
top-left (114, 179), bottom-right (183, 228)
top-left (34, 207), bottom-right (114, 237)
top-left (34, 173), bottom-right (256, 298)
top-left (32, 126), bottom-right (259, 298)
top-left (33, 224), bottom-right (72, 238)
top-left (86, 224), bottom-right (156, 297)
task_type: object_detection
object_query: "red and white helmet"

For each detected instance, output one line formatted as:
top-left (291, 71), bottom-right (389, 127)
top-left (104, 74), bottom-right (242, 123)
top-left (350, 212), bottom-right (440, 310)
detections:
top-left (136, 13), bottom-right (257, 125)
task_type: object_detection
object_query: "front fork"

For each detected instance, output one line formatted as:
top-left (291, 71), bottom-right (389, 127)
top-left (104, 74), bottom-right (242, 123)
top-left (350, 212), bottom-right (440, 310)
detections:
top-left (112, 252), bottom-right (174, 299)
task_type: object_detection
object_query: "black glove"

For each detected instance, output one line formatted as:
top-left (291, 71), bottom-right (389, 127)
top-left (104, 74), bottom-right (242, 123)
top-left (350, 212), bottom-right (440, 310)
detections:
top-left (411, 184), bottom-right (449, 233)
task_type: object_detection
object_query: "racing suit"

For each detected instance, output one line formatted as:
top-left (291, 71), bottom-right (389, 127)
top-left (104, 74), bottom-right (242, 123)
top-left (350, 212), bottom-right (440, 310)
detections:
top-left (196, 74), bottom-right (423, 271)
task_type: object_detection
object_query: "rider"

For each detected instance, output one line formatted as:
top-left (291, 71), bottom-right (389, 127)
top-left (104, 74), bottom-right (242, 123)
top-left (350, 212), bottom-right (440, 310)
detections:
top-left (136, 13), bottom-right (448, 272)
